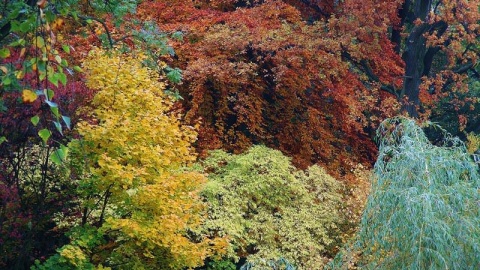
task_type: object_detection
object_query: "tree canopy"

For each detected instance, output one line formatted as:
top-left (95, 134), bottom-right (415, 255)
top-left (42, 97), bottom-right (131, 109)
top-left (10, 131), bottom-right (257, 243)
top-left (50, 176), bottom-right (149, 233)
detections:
top-left (0, 0), bottom-right (479, 269)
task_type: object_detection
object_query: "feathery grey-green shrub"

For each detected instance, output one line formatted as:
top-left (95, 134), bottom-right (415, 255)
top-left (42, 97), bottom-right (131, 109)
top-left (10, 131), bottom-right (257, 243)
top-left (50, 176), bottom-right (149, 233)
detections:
top-left (328, 117), bottom-right (480, 269)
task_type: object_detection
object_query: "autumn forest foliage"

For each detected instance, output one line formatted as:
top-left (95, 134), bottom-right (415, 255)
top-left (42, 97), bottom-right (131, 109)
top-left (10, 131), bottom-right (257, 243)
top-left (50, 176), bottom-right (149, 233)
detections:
top-left (0, 0), bottom-right (479, 269)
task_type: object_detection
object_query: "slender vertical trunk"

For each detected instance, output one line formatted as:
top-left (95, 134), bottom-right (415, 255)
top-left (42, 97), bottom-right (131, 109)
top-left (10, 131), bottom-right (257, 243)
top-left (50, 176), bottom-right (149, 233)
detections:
top-left (391, 0), bottom-right (410, 53)
top-left (98, 185), bottom-right (112, 226)
top-left (402, 24), bottom-right (429, 117)
top-left (400, 0), bottom-right (432, 117)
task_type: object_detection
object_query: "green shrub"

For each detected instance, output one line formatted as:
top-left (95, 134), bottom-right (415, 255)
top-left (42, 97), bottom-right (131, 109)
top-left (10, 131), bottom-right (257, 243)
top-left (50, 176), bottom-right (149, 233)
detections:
top-left (196, 145), bottom-right (344, 269)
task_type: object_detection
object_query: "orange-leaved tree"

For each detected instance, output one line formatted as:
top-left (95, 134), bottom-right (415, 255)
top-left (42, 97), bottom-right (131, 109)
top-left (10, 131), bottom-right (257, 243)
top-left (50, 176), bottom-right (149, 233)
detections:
top-left (331, 0), bottom-right (479, 133)
top-left (137, 0), bottom-right (405, 175)
top-left (395, 0), bottom-right (479, 118)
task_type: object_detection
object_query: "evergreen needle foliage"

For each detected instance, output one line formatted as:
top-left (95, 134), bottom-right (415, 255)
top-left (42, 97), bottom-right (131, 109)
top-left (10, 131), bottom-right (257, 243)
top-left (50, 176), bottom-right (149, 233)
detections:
top-left (331, 117), bottom-right (480, 269)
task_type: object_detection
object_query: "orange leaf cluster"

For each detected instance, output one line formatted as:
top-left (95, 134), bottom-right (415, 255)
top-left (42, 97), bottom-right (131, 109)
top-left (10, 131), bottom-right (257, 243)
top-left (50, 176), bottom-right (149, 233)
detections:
top-left (138, 0), bottom-right (405, 175)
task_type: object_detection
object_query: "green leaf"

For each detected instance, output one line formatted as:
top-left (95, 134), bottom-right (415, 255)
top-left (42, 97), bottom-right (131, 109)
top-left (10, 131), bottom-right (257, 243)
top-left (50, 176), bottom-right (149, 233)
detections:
top-left (39, 71), bottom-right (47, 81)
top-left (37, 60), bottom-right (46, 73)
top-left (9, 38), bottom-right (25, 47)
top-left (10, 20), bottom-right (21, 32)
top-left (58, 72), bottom-right (67, 86)
top-left (50, 146), bottom-right (68, 165)
top-left (46, 89), bottom-right (55, 100)
top-left (62, 115), bottom-right (71, 129)
top-left (2, 77), bottom-right (11, 85)
top-left (53, 121), bottom-right (63, 135)
top-left (31, 115), bottom-right (40, 126)
top-left (62, 45), bottom-right (71, 54)
top-left (51, 106), bottom-right (60, 118)
top-left (172, 31), bottom-right (184, 41)
top-left (44, 10), bottom-right (56, 22)
top-left (20, 21), bottom-right (31, 33)
top-left (50, 151), bottom-right (62, 165)
top-left (166, 68), bottom-right (182, 84)
top-left (38, 129), bottom-right (51, 143)
top-left (0, 136), bottom-right (6, 145)
top-left (73, 66), bottom-right (83, 72)
top-left (165, 89), bottom-right (184, 100)
top-left (48, 73), bottom-right (59, 87)
top-left (0, 48), bottom-right (10, 59)
top-left (60, 144), bottom-right (68, 153)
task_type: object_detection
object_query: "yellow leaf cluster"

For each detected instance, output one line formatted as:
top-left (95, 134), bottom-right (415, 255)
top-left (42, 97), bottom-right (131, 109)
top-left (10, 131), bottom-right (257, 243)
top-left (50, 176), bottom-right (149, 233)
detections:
top-left (74, 48), bottom-right (221, 268)
top-left (79, 49), bottom-right (198, 190)
top-left (22, 89), bottom-right (38, 103)
top-left (59, 245), bottom-right (87, 267)
top-left (466, 132), bottom-right (480, 154)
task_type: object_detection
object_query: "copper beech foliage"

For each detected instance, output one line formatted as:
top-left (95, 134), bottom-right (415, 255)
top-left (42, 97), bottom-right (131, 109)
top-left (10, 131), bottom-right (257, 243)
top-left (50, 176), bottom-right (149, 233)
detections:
top-left (137, 0), bottom-right (405, 174)
top-left (136, 0), bottom-right (478, 175)
top-left (397, 0), bottom-right (479, 119)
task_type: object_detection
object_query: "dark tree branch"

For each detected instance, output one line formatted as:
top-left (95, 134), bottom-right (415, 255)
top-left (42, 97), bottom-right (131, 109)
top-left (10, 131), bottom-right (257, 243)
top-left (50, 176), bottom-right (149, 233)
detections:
top-left (381, 85), bottom-right (401, 99)
top-left (471, 68), bottom-right (480, 79)
top-left (422, 47), bottom-right (441, 76)
top-left (360, 59), bottom-right (379, 82)
top-left (98, 184), bottom-right (113, 227)
top-left (299, 0), bottom-right (329, 18)
top-left (78, 15), bottom-right (114, 48)
top-left (422, 21), bottom-right (449, 77)
top-left (340, 45), bottom-right (400, 98)
top-left (0, 22), bottom-right (11, 42)
top-left (453, 62), bottom-right (474, 74)
top-left (391, 0), bottom-right (411, 53)
top-left (433, 0), bottom-right (441, 14)
top-left (414, 0), bottom-right (432, 19)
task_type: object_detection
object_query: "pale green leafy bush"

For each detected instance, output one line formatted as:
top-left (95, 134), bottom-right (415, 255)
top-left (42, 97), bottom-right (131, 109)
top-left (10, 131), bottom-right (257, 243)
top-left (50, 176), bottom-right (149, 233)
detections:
top-left (196, 145), bottom-right (344, 269)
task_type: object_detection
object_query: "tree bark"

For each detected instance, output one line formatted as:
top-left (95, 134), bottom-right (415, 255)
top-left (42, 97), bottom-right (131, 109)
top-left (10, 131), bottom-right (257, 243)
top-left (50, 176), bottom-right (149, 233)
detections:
top-left (400, 0), bottom-right (432, 117)
top-left (402, 23), bottom-right (429, 117)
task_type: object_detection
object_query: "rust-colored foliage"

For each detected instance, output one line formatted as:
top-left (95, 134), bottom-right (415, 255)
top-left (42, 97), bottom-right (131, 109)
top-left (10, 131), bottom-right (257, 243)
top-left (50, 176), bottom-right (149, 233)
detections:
top-left (137, 0), bottom-right (405, 175)
top-left (395, 0), bottom-right (480, 118)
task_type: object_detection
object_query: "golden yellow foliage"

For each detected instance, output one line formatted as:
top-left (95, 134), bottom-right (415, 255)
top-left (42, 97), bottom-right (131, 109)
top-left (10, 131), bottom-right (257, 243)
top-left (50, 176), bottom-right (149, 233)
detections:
top-left (22, 89), bottom-right (38, 103)
top-left (466, 132), bottom-right (480, 154)
top-left (59, 245), bottom-right (87, 267)
top-left (69, 48), bottom-right (223, 268)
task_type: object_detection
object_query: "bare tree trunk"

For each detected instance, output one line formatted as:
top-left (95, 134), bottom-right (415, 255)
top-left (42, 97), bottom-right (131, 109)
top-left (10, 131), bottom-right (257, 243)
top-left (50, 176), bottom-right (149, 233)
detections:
top-left (399, 0), bottom-right (432, 117)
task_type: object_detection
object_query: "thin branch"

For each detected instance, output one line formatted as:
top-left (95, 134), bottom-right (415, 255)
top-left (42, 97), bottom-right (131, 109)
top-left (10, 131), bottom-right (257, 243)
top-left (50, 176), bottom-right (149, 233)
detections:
top-left (98, 184), bottom-right (112, 227)
top-left (381, 85), bottom-right (401, 99)
top-left (341, 45), bottom-right (400, 98)
top-left (453, 62), bottom-right (474, 74)
top-left (77, 15), bottom-right (114, 49)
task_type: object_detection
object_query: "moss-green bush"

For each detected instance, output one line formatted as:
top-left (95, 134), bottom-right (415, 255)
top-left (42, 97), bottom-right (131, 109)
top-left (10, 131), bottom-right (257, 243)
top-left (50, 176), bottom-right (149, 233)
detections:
top-left (196, 145), bottom-right (344, 269)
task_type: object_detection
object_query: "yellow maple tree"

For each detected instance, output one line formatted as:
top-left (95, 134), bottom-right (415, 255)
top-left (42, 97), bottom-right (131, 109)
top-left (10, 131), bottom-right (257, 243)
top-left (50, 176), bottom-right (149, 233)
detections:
top-left (58, 49), bottom-right (224, 269)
